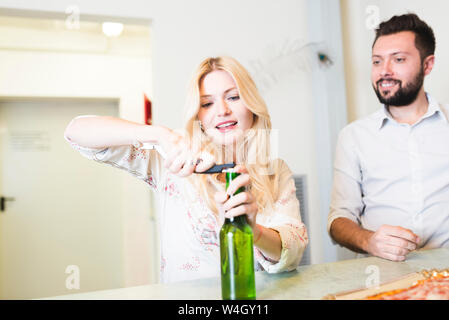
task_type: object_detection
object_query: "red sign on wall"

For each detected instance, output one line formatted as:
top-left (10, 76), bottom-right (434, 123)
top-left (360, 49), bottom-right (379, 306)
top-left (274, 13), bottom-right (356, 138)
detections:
top-left (144, 94), bottom-right (152, 125)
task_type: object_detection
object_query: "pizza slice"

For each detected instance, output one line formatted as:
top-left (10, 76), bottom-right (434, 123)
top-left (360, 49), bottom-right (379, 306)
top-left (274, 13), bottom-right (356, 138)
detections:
top-left (366, 270), bottom-right (449, 300)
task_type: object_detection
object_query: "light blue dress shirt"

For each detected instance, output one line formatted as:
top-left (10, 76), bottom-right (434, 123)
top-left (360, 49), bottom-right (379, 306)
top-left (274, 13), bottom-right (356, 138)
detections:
top-left (328, 93), bottom-right (449, 249)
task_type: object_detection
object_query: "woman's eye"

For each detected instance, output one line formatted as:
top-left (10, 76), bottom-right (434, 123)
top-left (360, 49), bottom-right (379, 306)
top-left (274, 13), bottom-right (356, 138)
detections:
top-left (228, 95), bottom-right (240, 101)
top-left (201, 102), bottom-right (213, 108)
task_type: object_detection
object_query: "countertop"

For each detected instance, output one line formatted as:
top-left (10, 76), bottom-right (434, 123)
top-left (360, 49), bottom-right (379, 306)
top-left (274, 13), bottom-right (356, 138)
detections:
top-left (43, 248), bottom-right (449, 300)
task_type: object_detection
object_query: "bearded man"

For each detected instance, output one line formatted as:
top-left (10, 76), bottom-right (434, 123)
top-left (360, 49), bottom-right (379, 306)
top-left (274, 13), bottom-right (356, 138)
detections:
top-left (328, 13), bottom-right (449, 261)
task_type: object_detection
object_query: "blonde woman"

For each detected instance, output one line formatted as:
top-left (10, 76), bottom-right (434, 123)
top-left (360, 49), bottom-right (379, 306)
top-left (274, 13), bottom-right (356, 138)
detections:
top-left (64, 56), bottom-right (308, 283)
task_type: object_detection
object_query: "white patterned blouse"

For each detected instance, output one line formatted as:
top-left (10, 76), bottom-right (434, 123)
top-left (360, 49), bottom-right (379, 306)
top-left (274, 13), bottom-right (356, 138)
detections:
top-left (65, 132), bottom-right (308, 283)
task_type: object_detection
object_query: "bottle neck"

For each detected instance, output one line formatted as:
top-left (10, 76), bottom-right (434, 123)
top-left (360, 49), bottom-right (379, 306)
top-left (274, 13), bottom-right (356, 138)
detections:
top-left (224, 171), bottom-right (247, 225)
top-left (225, 215), bottom-right (248, 224)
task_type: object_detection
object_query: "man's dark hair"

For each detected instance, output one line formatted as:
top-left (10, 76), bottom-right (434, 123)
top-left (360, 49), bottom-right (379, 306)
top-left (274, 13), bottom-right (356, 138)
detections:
top-left (373, 13), bottom-right (436, 61)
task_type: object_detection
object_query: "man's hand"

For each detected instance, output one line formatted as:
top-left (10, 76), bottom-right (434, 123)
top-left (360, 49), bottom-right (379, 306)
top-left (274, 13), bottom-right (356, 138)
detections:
top-left (365, 225), bottom-right (420, 262)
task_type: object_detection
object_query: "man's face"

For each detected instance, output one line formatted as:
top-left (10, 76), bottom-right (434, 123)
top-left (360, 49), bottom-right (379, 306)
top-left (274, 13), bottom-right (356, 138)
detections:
top-left (371, 31), bottom-right (426, 106)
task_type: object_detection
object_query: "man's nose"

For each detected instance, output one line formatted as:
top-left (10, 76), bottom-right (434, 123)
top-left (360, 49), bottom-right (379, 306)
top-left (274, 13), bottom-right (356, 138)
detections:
top-left (380, 59), bottom-right (394, 77)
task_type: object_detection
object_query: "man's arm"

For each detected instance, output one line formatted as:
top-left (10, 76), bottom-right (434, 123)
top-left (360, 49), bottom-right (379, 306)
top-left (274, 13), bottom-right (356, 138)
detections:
top-left (329, 217), bottom-right (373, 254)
top-left (330, 217), bottom-right (420, 262)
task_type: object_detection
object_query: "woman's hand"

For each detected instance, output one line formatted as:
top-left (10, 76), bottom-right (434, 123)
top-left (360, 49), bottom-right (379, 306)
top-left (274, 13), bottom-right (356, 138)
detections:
top-left (214, 165), bottom-right (258, 228)
top-left (215, 164), bottom-right (282, 261)
top-left (158, 127), bottom-right (215, 177)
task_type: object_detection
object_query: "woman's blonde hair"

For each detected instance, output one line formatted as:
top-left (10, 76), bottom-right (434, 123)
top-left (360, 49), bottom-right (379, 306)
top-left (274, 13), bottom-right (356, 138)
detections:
top-left (184, 56), bottom-right (282, 214)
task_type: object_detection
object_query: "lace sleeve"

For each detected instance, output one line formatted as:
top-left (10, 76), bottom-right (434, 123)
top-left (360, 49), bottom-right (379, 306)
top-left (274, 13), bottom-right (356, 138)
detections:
top-left (255, 161), bottom-right (309, 273)
top-left (64, 117), bottom-right (163, 191)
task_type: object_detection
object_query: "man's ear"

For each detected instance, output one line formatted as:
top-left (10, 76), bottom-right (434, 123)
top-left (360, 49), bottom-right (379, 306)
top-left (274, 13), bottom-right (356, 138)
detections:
top-left (423, 54), bottom-right (435, 76)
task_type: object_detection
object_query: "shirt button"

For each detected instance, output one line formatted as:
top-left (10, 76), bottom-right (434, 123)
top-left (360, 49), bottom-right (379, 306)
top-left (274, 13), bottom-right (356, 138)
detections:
top-left (413, 215), bottom-right (421, 227)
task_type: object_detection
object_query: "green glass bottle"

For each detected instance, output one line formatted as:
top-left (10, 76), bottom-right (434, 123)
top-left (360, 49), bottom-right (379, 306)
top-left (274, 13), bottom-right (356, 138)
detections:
top-left (220, 170), bottom-right (256, 300)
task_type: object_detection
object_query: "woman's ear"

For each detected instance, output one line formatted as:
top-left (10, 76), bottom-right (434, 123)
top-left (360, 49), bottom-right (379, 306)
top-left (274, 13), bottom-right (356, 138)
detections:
top-left (195, 119), bottom-right (204, 132)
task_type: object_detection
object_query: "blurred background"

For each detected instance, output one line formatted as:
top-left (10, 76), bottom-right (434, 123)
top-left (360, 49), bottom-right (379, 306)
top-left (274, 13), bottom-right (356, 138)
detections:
top-left (0, 0), bottom-right (448, 299)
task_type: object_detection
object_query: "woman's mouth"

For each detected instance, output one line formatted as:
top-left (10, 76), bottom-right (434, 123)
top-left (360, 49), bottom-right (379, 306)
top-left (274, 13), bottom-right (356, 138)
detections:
top-left (215, 121), bottom-right (238, 133)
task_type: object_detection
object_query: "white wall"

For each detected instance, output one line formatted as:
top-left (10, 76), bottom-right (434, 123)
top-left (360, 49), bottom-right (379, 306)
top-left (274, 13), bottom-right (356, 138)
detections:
top-left (0, 0), bottom-right (345, 272)
top-left (0, 15), bottom-right (156, 290)
top-left (341, 0), bottom-right (449, 122)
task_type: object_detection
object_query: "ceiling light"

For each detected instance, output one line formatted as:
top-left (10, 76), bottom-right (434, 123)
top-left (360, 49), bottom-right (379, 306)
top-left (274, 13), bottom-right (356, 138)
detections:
top-left (102, 22), bottom-right (124, 37)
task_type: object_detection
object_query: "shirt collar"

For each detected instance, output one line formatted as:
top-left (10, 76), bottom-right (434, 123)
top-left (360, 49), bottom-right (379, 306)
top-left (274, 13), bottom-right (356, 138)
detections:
top-left (377, 92), bottom-right (448, 130)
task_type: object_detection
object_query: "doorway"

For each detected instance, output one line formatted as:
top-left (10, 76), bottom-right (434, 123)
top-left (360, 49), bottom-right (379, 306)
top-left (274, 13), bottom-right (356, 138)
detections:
top-left (0, 98), bottom-right (125, 299)
top-left (0, 13), bottom-right (156, 298)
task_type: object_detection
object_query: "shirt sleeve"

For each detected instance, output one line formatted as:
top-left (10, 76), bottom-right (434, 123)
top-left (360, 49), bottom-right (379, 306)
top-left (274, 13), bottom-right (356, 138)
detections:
top-left (64, 116), bottom-right (164, 191)
top-left (255, 161), bottom-right (308, 273)
top-left (327, 125), bottom-right (364, 240)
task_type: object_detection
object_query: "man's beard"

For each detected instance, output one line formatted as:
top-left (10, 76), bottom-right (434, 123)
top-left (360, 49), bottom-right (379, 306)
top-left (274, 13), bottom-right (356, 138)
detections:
top-left (373, 67), bottom-right (424, 107)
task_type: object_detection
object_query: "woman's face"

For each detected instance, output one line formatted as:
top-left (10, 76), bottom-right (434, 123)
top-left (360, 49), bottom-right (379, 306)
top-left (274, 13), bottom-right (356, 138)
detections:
top-left (197, 70), bottom-right (254, 146)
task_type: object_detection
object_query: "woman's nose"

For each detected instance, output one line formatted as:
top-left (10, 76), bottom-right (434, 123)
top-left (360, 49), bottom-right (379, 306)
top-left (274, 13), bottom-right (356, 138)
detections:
top-left (216, 99), bottom-right (231, 116)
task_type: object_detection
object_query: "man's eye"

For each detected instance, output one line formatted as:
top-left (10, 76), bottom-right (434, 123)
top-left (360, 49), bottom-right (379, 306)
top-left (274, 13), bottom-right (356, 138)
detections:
top-left (373, 60), bottom-right (381, 65)
top-left (396, 58), bottom-right (405, 62)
